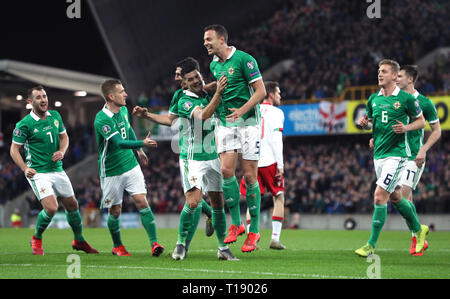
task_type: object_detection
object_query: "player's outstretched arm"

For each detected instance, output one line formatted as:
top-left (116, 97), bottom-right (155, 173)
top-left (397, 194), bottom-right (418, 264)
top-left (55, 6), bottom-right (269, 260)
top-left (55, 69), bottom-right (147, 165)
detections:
top-left (132, 106), bottom-right (176, 126)
top-left (109, 132), bottom-right (157, 149)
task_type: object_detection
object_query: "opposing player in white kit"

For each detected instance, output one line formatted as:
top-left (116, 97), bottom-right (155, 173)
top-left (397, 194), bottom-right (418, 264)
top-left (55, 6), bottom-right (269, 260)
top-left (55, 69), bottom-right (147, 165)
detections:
top-left (240, 81), bottom-right (286, 249)
top-left (10, 85), bottom-right (98, 255)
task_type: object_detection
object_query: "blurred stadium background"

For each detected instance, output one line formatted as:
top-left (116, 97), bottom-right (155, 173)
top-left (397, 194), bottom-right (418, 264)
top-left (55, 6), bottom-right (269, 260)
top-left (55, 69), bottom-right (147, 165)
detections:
top-left (0, 0), bottom-right (449, 231)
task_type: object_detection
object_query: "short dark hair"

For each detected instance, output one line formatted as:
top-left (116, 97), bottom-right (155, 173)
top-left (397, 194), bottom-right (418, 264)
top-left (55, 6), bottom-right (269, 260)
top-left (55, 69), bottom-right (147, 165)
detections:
top-left (179, 57), bottom-right (201, 77)
top-left (265, 81), bottom-right (279, 98)
top-left (27, 85), bottom-right (45, 100)
top-left (101, 79), bottom-right (122, 101)
top-left (176, 57), bottom-right (200, 72)
top-left (401, 65), bottom-right (419, 83)
top-left (204, 24), bottom-right (228, 43)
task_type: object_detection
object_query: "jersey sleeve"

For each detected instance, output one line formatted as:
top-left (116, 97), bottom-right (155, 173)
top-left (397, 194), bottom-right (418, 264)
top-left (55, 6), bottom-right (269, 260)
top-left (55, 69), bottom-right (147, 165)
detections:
top-left (95, 115), bottom-right (119, 141)
top-left (422, 97), bottom-right (439, 124)
top-left (241, 52), bottom-right (262, 84)
top-left (169, 90), bottom-right (182, 115)
top-left (406, 95), bottom-right (422, 118)
top-left (12, 121), bottom-right (29, 145)
top-left (366, 94), bottom-right (374, 120)
top-left (273, 108), bottom-right (285, 132)
top-left (178, 96), bottom-right (200, 119)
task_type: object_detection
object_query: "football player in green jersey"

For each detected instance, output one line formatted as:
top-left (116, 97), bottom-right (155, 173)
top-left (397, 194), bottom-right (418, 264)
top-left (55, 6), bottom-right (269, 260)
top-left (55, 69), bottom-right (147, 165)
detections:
top-left (95, 79), bottom-right (164, 256)
top-left (133, 58), bottom-right (216, 253)
top-left (170, 58), bottom-right (238, 260)
top-left (396, 65), bottom-right (440, 255)
top-left (203, 24), bottom-right (267, 252)
top-left (10, 85), bottom-right (98, 255)
top-left (355, 59), bottom-right (428, 257)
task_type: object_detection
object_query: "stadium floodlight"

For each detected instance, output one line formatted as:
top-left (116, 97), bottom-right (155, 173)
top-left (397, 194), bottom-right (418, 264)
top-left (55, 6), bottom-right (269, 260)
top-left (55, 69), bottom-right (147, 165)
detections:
top-left (55, 101), bottom-right (62, 107)
top-left (74, 91), bottom-right (87, 97)
top-left (16, 95), bottom-right (23, 101)
top-left (26, 103), bottom-right (32, 110)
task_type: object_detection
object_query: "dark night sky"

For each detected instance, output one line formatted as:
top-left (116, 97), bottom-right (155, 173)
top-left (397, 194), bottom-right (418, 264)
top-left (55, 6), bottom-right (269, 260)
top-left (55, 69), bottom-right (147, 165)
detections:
top-left (1, 0), bottom-right (118, 78)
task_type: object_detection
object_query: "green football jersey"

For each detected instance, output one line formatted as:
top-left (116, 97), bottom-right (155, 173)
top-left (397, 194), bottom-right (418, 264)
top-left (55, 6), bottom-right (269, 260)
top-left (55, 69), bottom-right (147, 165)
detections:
top-left (406, 91), bottom-right (439, 161)
top-left (177, 90), bottom-right (218, 161)
top-left (366, 87), bottom-right (423, 159)
top-left (12, 110), bottom-right (66, 173)
top-left (210, 46), bottom-right (262, 127)
top-left (94, 106), bottom-right (138, 177)
top-left (169, 88), bottom-right (184, 116)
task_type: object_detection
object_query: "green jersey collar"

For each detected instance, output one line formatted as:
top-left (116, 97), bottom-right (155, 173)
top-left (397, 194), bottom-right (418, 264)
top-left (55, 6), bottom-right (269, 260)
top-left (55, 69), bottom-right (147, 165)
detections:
top-left (213, 46), bottom-right (236, 62)
top-left (377, 86), bottom-right (400, 97)
top-left (30, 110), bottom-right (51, 121)
top-left (413, 90), bottom-right (420, 99)
top-left (102, 105), bottom-right (115, 118)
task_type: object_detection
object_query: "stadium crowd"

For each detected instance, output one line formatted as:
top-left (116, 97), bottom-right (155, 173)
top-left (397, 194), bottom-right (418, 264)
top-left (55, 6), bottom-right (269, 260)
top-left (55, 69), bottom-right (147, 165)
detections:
top-left (141, 0), bottom-right (449, 106)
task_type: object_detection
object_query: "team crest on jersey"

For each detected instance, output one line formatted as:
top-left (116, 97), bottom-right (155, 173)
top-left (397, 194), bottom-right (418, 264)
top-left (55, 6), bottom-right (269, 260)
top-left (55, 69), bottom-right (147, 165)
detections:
top-left (228, 66), bottom-right (234, 76)
top-left (13, 128), bottom-right (22, 137)
top-left (183, 101), bottom-right (193, 111)
top-left (393, 101), bottom-right (401, 109)
top-left (246, 61), bottom-right (255, 70)
top-left (102, 125), bottom-right (112, 134)
top-left (54, 120), bottom-right (59, 128)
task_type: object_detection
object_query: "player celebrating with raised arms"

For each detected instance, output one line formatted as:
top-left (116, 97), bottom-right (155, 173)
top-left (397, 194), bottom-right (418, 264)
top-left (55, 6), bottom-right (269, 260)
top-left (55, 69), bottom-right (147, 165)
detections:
top-left (94, 79), bottom-right (164, 257)
top-left (355, 59), bottom-right (428, 257)
top-left (11, 85), bottom-right (98, 255)
top-left (204, 24), bottom-right (266, 252)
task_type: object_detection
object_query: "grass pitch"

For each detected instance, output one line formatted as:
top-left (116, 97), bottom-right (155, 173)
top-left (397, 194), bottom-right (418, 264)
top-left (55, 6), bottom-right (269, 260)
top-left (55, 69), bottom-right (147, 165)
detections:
top-left (0, 228), bottom-right (449, 279)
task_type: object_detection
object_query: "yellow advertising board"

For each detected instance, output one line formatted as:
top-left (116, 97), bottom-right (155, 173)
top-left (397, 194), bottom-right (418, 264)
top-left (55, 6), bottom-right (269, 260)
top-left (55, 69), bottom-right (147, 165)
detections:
top-left (346, 96), bottom-right (450, 134)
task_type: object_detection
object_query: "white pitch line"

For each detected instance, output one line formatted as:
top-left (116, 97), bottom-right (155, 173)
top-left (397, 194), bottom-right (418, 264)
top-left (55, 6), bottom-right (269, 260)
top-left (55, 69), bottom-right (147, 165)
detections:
top-left (0, 263), bottom-right (365, 279)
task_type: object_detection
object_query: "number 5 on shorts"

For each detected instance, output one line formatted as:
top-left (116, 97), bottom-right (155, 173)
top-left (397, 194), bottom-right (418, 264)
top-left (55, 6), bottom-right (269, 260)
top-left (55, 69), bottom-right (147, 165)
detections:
top-left (255, 141), bottom-right (260, 155)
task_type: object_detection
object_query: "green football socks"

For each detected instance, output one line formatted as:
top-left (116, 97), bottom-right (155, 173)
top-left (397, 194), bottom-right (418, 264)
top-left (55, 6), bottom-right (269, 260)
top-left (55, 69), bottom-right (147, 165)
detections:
top-left (107, 214), bottom-right (122, 247)
top-left (368, 204), bottom-right (387, 248)
top-left (392, 197), bottom-right (421, 233)
top-left (245, 181), bottom-right (261, 234)
top-left (201, 199), bottom-right (212, 218)
top-left (66, 209), bottom-right (85, 242)
top-left (139, 206), bottom-right (158, 245)
top-left (34, 209), bottom-right (53, 239)
top-left (177, 204), bottom-right (195, 245)
top-left (185, 202), bottom-right (202, 249)
top-left (222, 176), bottom-right (242, 226)
top-left (212, 207), bottom-right (227, 248)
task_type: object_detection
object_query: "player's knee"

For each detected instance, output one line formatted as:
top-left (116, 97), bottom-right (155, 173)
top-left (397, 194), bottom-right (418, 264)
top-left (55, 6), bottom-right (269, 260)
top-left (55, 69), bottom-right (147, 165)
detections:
top-left (221, 166), bottom-right (234, 179)
top-left (109, 205), bottom-right (122, 218)
top-left (373, 187), bottom-right (389, 206)
top-left (243, 171), bottom-right (257, 185)
top-left (45, 205), bottom-right (58, 217)
top-left (389, 188), bottom-right (402, 204)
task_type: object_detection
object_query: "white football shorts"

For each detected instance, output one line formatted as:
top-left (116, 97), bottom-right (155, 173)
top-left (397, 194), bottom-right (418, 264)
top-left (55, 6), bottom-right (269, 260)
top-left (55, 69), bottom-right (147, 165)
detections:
top-left (179, 158), bottom-right (222, 194)
top-left (374, 157), bottom-right (408, 194)
top-left (100, 165), bottom-right (147, 209)
top-left (401, 160), bottom-right (425, 190)
top-left (216, 124), bottom-right (261, 161)
top-left (27, 171), bottom-right (75, 200)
